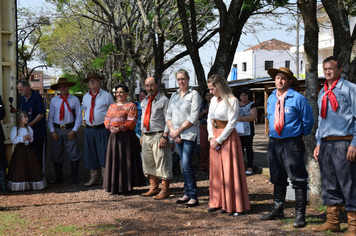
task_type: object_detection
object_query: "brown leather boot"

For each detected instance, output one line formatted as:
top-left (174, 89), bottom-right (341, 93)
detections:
top-left (142, 175), bottom-right (160, 196)
top-left (345, 211), bottom-right (356, 236)
top-left (312, 205), bottom-right (341, 232)
top-left (153, 179), bottom-right (170, 200)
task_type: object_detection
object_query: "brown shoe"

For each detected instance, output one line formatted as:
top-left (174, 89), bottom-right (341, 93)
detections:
top-left (142, 175), bottom-right (160, 196)
top-left (312, 205), bottom-right (341, 232)
top-left (153, 179), bottom-right (170, 200)
top-left (345, 211), bottom-right (356, 236)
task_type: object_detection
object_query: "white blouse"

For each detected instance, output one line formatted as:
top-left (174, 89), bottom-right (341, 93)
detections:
top-left (207, 96), bottom-right (239, 144)
top-left (11, 126), bottom-right (34, 145)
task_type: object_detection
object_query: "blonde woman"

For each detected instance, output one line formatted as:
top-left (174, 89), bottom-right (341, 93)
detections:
top-left (166, 69), bottom-right (202, 207)
top-left (207, 74), bottom-right (250, 216)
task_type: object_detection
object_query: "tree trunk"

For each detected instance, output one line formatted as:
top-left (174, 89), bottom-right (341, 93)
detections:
top-left (297, 0), bottom-right (322, 208)
top-left (321, 0), bottom-right (356, 82)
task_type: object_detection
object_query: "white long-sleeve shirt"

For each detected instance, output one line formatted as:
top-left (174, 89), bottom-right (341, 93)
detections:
top-left (207, 96), bottom-right (239, 144)
top-left (11, 126), bottom-right (34, 145)
top-left (48, 94), bottom-right (83, 132)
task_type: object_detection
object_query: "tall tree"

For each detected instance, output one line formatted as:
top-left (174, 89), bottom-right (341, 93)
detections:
top-left (17, 7), bottom-right (50, 80)
top-left (321, 0), bottom-right (356, 82)
top-left (297, 0), bottom-right (322, 208)
top-left (177, 0), bottom-right (289, 93)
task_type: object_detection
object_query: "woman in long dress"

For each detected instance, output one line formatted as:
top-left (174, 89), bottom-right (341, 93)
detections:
top-left (207, 74), bottom-right (250, 216)
top-left (103, 84), bottom-right (146, 194)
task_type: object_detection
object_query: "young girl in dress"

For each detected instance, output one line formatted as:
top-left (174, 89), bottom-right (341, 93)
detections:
top-left (7, 110), bottom-right (47, 191)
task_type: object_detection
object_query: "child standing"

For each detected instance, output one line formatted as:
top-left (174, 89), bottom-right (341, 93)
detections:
top-left (7, 110), bottom-right (46, 191)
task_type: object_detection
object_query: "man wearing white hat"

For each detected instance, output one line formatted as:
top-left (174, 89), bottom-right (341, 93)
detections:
top-left (48, 77), bottom-right (83, 185)
top-left (260, 67), bottom-right (314, 228)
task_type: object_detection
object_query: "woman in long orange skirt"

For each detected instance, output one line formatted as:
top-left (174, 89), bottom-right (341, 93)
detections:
top-left (206, 74), bottom-right (250, 216)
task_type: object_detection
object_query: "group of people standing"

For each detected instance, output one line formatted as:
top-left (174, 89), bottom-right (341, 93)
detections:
top-left (0, 55), bottom-right (355, 234)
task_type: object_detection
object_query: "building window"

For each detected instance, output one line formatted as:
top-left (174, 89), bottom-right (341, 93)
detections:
top-left (242, 62), bottom-right (246, 72)
top-left (285, 60), bottom-right (290, 68)
top-left (301, 60), bottom-right (303, 71)
top-left (30, 74), bottom-right (40, 81)
top-left (265, 61), bottom-right (273, 70)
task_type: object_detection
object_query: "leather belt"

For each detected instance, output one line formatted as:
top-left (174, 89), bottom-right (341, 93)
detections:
top-left (322, 135), bottom-right (353, 141)
top-left (271, 135), bottom-right (302, 141)
top-left (212, 119), bottom-right (228, 129)
top-left (54, 122), bottom-right (75, 130)
top-left (86, 124), bottom-right (105, 129)
top-left (144, 131), bottom-right (163, 136)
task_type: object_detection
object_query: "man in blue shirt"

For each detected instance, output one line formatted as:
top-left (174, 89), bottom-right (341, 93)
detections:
top-left (14, 81), bottom-right (47, 172)
top-left (260, 67), bottom-right (314, 228)
top-left (312, 56), bottom-right (356, 235)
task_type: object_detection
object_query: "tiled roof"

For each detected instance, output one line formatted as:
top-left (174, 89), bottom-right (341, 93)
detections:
top-left (244, 38), bottom-right (294, 51)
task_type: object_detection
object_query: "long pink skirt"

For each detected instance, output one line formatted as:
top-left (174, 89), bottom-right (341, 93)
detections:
top-left (209, 127), bottom-right (250, 213)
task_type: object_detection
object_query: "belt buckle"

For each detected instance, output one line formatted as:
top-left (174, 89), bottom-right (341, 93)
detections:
top-left (214, 121), bottom-right (217, 128)
top-left (60, 124), bottom-right (66, 130)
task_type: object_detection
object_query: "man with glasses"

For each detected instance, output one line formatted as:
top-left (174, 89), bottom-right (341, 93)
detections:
top-left (12, 80), bottom-right (47, 172)
top-left (82, 73), bottom-right (114, 187)
top-left (47, 78), bottom-right (82, 185)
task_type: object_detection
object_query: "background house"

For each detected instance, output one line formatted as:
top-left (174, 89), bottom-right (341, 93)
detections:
top-left (228, 38), bottom-right (303, 81)
top-left (290, 5), bottom-right (356, 76)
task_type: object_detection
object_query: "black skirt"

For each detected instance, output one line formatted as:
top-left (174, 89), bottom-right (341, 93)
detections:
top-left (7, 143), bottom-right (46, 191)
top-left (103, 129), bottom-right (146, 194)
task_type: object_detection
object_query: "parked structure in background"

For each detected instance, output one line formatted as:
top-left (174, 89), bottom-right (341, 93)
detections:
top-left (228, 39), bottom-right (303, 81)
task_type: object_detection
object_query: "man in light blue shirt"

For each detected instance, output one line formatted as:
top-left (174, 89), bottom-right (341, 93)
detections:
top-left (260, 67), bottom-right (314, 228)
top-left (312, 56), bottom-right (356, 235)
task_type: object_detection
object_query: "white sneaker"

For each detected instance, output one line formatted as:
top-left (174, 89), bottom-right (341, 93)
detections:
top-left (245, 170), bottom-right (253, 175)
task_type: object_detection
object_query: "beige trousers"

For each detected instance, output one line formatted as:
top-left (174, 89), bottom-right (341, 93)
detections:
top-left (142, 133), bottom-right (173, 180)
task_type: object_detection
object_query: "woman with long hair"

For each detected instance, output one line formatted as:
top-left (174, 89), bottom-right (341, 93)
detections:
top-left (207, 74), bottom-right (250, 216)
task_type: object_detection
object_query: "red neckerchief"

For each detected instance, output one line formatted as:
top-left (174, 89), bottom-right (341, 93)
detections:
top-left (321, 76), bottom-right (341, 119)
top-left (89, 89), bottom-right (100, 124)
top-left (274, 89), bottom-right (288, 136)
top-left (59, 93), bottom-right (72, 121)
top-left (143, 91), bottom-right (158, 131)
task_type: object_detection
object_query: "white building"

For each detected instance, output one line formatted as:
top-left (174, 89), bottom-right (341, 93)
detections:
top-left (228, 38), bottom-right (303, 81)
top-left (290, 4), bottom-right (356, 76)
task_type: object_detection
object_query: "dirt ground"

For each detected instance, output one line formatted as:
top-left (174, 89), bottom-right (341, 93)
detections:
top-left (0, 127), bottom-right (348, 235)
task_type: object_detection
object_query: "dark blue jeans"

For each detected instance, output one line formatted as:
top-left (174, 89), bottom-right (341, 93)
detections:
top-left (176, 139), bottom-right (198, 200)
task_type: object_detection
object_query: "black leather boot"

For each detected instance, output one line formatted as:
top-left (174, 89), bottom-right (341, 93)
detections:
top-left (51, 163), bottom-right (63, 184)
top-left (70, 161), bottom-right (79, 185)
top-left (293, 187), bottom-right (307, 228)
top-left (260, 185), bottom-right (286, 220)
top-left (0, 169), bottom-right (8, 193)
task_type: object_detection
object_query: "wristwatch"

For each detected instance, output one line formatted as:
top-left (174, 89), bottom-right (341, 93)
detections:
top-left (162, 135), bottom-right (168, 140)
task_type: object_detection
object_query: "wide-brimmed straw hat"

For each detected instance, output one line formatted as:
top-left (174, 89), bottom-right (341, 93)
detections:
top-left (83, 73), bottom-right (105, 83)
top-left (267, 67), bottom-right (299, 87)
top-left (50, 77), bottom-right (76, 90)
